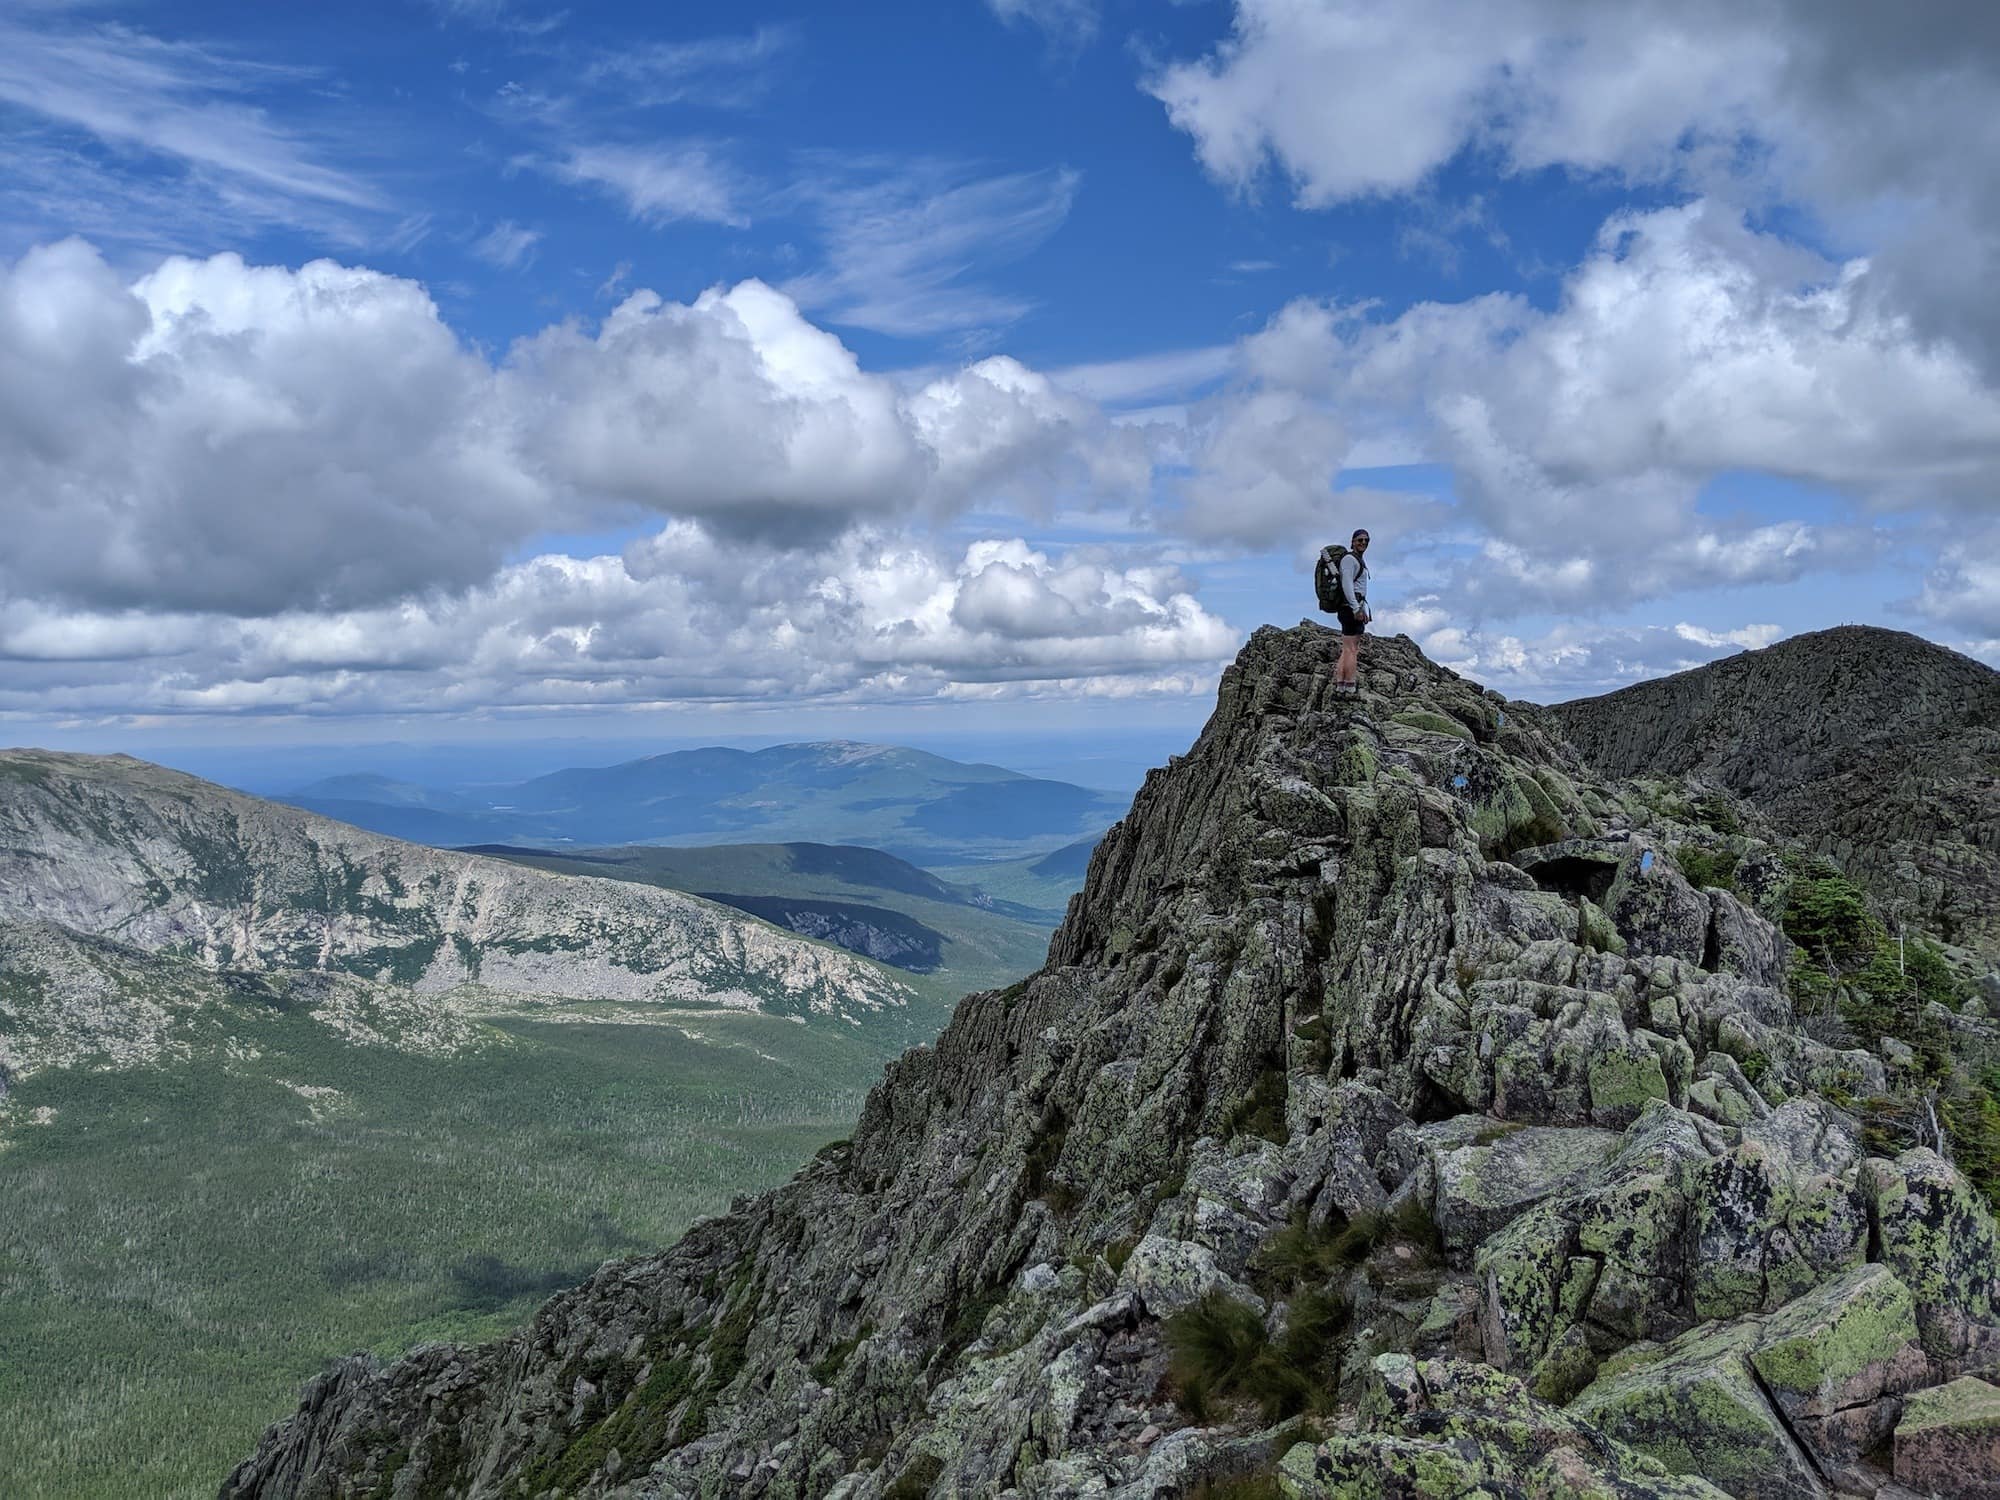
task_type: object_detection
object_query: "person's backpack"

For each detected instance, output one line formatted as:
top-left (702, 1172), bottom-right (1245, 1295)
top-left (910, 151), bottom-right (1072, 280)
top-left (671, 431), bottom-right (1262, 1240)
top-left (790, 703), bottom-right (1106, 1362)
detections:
top-left (1313, 543), bottom-right (1350, 613)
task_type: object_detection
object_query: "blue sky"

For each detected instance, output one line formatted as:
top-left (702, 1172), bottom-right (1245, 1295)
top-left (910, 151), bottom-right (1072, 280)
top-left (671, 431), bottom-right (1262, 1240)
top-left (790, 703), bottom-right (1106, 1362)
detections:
top-left (3, 0), bottom-right (1998, 760)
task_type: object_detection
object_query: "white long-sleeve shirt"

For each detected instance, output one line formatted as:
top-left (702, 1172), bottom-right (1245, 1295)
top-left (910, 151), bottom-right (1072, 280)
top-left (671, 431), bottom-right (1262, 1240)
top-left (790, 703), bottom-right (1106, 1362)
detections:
top-left (1339, 553), bottom-right (1369, 614)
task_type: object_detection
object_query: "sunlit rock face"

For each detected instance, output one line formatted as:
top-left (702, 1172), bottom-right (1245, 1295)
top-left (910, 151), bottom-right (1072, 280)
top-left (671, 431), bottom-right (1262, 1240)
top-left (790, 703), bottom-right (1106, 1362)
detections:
top-left (0, 750), bottom-right (913, 1024)
top-left (219, 626), bottom-right (2000, 1500)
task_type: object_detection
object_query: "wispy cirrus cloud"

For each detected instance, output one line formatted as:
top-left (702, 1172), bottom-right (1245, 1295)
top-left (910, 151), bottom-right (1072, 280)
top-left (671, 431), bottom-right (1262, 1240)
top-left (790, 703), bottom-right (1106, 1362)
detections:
top-left (782, 160), bottom-right (1080, 338)
top-left (471, 219), bottom-right (540, 268)
top-left (539, 142), bottom-right (749, 227)
top-left (0, 16), bottom-right (383, 240)
top-left (580, 24), bottom-right (798, 108)
top-left (986, 0), bottom-right (1100, 55)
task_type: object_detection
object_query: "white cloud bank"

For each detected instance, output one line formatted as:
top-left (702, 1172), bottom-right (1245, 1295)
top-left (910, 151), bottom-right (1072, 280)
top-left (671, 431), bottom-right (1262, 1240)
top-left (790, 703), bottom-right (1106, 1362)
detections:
top-left (1183, 201), bottom-right (2000, 626)
top-left (0, 534), bottom-right (1233, 720)
top-left (0, 239), bottom-right (1228, 719)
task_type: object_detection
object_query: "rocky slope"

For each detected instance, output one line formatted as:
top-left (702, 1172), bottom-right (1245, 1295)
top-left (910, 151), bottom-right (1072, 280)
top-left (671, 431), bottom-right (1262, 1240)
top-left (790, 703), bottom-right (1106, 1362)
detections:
top-left (0, 918), bottom-right (500, 1087)
top-left (0, 751), bottom-right (913, 1022)
top-left (221, 627), bottom-right (2000, 1499)
top-left (1547, 626), bottom-right (2000, 957)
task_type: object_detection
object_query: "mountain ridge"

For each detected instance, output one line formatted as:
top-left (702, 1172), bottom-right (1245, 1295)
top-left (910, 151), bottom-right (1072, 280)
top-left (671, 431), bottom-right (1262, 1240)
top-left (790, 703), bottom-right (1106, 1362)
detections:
top-left (0, 749), bottom-right (914, 1024)
top-left (1547, 624), bottom-right (2000, 955)
top-left (270, 740), bottom-right (1126, 864)
top-left (221, 624), bottom-right (2000, 1499)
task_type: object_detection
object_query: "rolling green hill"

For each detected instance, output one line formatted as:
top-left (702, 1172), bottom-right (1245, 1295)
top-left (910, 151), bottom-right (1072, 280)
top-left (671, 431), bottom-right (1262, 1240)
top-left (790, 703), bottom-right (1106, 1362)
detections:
top-left (931, 832), bottom-right (1105, 924)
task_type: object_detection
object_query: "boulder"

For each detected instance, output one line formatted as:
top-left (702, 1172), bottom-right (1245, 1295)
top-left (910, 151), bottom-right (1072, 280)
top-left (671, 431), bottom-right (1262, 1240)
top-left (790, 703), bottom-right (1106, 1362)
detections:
top-left (1894, 1376), bottom-right (2000, 1499)
top-left (1690, 1100), bottom-right (1868, 1321)
top-left (1864, 1149), bottom-right (2000, 1371)
top-left (1749, 1264), bottom-right (1928, 1476)
top-left (1704, 887), bottom-right (1790, 989)
top-left (1569, 1320), bottom-right (1825, 1500)
top-left (1476, 1104), bottom-right (1720, 1370)
top-left (1604, 845), bottom-right (1711, 965)
top-left (1277, 1356), bottom-right (1730, 1499)
top-left (1432, 1123), bottom-right (1618, 1261)
top-left (1119, 1235), bottom-right (1263, 1320)
top-left (1284, 1077), bottom-right (1415, 1227)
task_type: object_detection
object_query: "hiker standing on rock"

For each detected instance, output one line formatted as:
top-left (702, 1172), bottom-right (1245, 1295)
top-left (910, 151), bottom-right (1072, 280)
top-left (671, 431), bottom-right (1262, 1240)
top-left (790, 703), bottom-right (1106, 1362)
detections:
top-left (1314, 529), bottom-right (1371, 698)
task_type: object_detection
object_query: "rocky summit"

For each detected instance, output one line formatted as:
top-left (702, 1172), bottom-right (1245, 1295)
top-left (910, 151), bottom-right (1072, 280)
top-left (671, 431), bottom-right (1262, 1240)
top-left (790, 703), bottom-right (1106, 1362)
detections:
top-left (221, 626), bottom-right (2000, 1499)
top-left (1547, 626), bottom-right (2000, 957)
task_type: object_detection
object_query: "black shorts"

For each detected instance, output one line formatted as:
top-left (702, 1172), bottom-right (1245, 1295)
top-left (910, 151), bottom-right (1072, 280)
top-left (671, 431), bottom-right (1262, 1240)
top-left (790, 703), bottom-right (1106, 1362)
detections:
top-left (1336, 607), bottom-right (1367, 638)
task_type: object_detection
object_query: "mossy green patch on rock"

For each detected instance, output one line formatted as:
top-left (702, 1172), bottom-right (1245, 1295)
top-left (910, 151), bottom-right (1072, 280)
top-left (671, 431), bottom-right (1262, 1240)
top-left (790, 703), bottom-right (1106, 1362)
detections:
top-left (1569, 1317), bottom-right (1820, 1500)
top-left (1391, 710), bottom-right (1474, 743)
top-left (1749, 1264), bottom-right (1924, 1414)
top-left (1280, 1357), bottom-right (1730, 1499)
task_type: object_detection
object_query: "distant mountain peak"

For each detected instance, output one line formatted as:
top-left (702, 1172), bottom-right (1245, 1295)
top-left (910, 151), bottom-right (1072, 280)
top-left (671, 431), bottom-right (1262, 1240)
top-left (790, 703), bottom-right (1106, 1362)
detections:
top-left (1550, 621), bottom-right (2000, 950)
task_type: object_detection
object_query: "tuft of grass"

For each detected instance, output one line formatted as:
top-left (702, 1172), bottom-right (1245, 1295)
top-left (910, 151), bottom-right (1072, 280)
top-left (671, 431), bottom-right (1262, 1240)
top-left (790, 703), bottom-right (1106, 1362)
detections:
top-left (883, 1453), bottom-right (945, 1500)
top-left (1675, 844), bottom-right (1741, 893)
top-left (1223, 1066), bottom-right (1291, 1145)
top-left (1166, 1289), bottom-right (1347, 1425)
top-left (1022, 1107), bottom-right (1070, 1204)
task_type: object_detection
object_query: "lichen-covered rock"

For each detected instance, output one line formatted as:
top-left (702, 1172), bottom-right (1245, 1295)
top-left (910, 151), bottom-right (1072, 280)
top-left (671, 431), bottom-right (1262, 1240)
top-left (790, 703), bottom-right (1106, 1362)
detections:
top-left (1120, 1235), bottom-right (1263, 1319)
top-left (1475, 1103), bottom-right (1722, 1370)
top-left (1749, 1264), bottom-right (1928, 1479)
top-left (1894, 1376), bottom-right (2000, 1499)
top-left (1604, 845), bottom-right (1712, 965)
top-left (1285, 1077), bottom-right (1416, 1226)
top-left (1704, 889), bottom-right (1790, 991)
top-left (1691, 1101), bottom-right (1869, 1322)
top-left (1432, 1123), bottom-right (1618, 1261)
top-left (1864, 1149), bottom-right (2000, 1372)
top-left (1568, 1321), bottom-right (1825, 1500)
top-left (1278, 1356), bottom-right (1730, 1499)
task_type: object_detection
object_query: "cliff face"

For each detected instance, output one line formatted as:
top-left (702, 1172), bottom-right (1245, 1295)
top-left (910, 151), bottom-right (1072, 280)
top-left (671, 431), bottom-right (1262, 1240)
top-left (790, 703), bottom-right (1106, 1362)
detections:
top-left (221, 627), bottom-right (2000, 1500)
top-left (1545, 626), bottom-right (2000, 957)
top-left (0, 751), bottom-right (911, 1021)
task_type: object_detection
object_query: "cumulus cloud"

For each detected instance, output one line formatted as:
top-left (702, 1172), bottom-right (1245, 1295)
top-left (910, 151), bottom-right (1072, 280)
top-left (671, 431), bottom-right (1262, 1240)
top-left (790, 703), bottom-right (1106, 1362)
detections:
top-left (1149, 0), bottom-right (2000, 371)
top-left (0, 531), bottom-right (1237, 720)
top-left (0, 240), bottom-right (544, 616)
top-left (0, 239), bottom-right (1172, 635)
top-left (1916, 522), bottom-right (2000, 640)
top-left (1376, 597), bottom-right (1789, 700)
top-left (1223, 201), bottom-right (2000, 615)
top-left (507, 280), bottom-right (927, 536)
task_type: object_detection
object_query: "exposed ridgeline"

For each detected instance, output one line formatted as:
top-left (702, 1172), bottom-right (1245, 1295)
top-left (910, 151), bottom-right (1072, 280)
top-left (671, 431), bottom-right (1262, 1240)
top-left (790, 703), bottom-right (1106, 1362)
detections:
top-left (1547, 625), bottom-right (2000, 957)
top-left (0, 751), bottom-right (911, 1024)
top-left (223, 628), bottom-right (2000, 1500)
